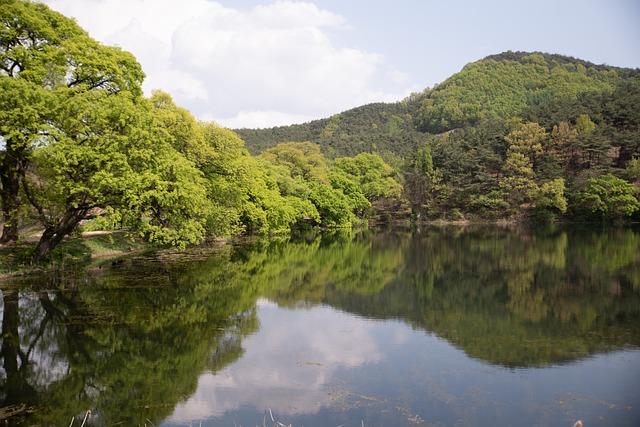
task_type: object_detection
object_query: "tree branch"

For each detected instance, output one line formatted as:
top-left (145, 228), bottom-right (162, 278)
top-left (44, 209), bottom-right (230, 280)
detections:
top-left (20, 169), bottom-right (53, 228)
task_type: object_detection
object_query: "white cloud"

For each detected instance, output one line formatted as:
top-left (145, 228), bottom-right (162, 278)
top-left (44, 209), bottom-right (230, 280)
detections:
top-left (389, 69), bottom-right (409, 85)
top-left (210, 110), bottom-right (317, 129)
top-left (41, 0), bottom-right (410, 128)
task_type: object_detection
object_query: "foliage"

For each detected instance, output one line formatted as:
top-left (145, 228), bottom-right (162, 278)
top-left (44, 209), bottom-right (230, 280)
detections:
top-left (404, 144), bottom-right (449, 217)
top-left (332, 153), bottom-right (403, 201)
top-left (28, 92), bottom-right (210, 253)
top-left (236, 100), bottom-right (428, 159)
top-left (260, 142), bottom-right (403, 227)
top-left (576, 174), bottom-right (640, 219)
top-left (626, 157), bottom-right (640, 182)
top-left (233, 52), bottom-right (639, 224)
top-left (0, 2), bottom-right (408, 260)
top-left (536, 178), bottom-right (568, 214)
top-left (3, 0), bottom-right (640, 263)
top-left (0, 0), bottom-right (144, 243)
top-left (416, 52), bottom-right (626, 133)
top-left (505, 121), bottom-right (547, 161)
top-left (150, 92), bottom-right (302, 236)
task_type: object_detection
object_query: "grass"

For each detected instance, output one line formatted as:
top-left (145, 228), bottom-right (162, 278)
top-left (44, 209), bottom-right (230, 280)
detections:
top-left (0, 242), bottom-right (35, 275)
top-left (75, 231), bottom-right (147, 258)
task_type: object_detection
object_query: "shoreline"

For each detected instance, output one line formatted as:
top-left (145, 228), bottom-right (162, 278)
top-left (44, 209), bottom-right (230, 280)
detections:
top-left (2, 220), bottom-right (638, 282)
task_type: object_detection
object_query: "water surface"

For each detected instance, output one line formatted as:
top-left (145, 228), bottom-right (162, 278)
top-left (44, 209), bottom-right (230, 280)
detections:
top-left (1, 226), bottom-right (640, 426)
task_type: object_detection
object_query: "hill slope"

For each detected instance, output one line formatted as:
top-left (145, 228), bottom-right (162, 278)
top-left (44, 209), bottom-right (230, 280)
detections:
top-left (235, 51), bottom-right (639, 159)
top-left (416, 51), bottom-right (636, 133)
top-left (236, 51), bottom-right (640, 222)
top-left (236, 99), bottom-right (427, 159)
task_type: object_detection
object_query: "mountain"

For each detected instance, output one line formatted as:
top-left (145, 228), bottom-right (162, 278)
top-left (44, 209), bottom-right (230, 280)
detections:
top-left (235, 51), bottom-right (640, 222)
top-left (236, 99), bottom-right (427, 159)
top-left (235, 51), bottom-right (639, 159)
top-left (415, 51), bottom-right (636, 133)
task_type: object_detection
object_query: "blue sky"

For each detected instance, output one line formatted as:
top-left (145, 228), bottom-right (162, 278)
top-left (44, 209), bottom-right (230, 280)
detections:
top-left (223, 0), bottom-right (640, 87)
top-left (44, 0), bottom-right (640, 128)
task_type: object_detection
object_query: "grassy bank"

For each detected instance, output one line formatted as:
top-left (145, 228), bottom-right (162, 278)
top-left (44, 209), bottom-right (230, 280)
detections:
top-left (0, 231), bottom-right (148, 278)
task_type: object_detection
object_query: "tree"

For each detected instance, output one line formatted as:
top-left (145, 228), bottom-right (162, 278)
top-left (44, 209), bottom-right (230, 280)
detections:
top-left (499, 149), bottom-right (538, 211)
top-left (575, 114), bottom-right (596, 136)
top-left (199, 123), bottom-right (307, 234)
top-left (25, 93), bottom-right (210, 261)
top-left (261, 142), bottom-right (362, 227)
top-left (331, 152), bottom-right (404, 221)
top-left (327, 168), bottom-right (370, 216)
top-left (415, 143), bottom-right (434, 176)
top-left (505, 122), bottom-right (548, 166)
top-left (536, 178), bottom-right (568, 214)
top-left (551, 121), bottom-right (578, 168)
top-left (626, 157), bottom-right (640, 184)
top-left (416, 52), bottom-right (617, 133)
top-left (0, 78), bottom-right (53, 242)
top-left (150, 91), bottom-right (251, 236)
top-left (404, 144), bottom-right (447, 217)
top-left (576, 174), bottom-right (640, 220)
top-left (0, 0), bottom-right (144, 242)
top-left (332, 153), bottom-right (402, 201)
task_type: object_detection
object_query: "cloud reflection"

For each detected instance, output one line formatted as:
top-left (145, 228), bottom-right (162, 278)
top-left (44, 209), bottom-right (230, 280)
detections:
top-left (167, 299), bottom-right (383, 422)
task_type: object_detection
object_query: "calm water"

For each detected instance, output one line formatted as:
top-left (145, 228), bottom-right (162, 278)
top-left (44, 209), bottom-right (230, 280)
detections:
top-left (1, 226), bottom-right (640, 426)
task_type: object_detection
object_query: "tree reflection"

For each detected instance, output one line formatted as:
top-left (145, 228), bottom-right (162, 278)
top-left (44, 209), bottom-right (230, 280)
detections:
top-left (1, 226), bottom-right (640, 424)
top-left (0, 254), bottom-right (259, 425)
top-left (275, 227), bottom-right (640, 367)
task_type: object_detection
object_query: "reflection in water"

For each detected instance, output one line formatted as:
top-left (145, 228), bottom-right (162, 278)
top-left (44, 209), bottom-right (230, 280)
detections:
top-left (168, 300), bottom-right (383, 423)
top-left (1, 226), bottom-right (640, 426)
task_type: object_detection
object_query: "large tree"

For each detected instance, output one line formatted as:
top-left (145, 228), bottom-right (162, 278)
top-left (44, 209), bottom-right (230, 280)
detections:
top-left (25, 92), bottom-right (210, 261)
top-left (0, 0), bottom-right (143, 242)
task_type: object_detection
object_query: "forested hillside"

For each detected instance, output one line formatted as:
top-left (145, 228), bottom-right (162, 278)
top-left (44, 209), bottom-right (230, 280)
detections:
top-left (237, 52), bottom-right (640, 223)
top-left (237, 99), bottom-right (428, 159)
top-left (416, 51), bottom-right (635, 133)
top-left (237, 52), bottom-right (639, 157)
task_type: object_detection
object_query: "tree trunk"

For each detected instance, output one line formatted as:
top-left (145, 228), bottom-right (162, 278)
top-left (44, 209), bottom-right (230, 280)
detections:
top-left (0, 149), bottom-right (21, 243)
top-left (32, 208), bottom-right (88, 263)
top-left (1, 289), bottom-right (22, 405)
top-left (1, 289), bottom-right (39, 407)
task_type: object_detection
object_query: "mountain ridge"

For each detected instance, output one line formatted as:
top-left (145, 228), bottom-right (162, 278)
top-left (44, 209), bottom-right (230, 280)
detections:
top-left (235, 50), bottom-right (639, 159)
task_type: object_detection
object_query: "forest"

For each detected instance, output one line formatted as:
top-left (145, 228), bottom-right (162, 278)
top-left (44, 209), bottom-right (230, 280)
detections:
top-left (1, 0), bottom-right (640, 263)
top-left (239, 52), bottom-right (640, 224)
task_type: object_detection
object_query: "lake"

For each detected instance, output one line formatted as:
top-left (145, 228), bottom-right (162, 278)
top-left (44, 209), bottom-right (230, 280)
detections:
top-left (1, 226), bottom-right (639, 426)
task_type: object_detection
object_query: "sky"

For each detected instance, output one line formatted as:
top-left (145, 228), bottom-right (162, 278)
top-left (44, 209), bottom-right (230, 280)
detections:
top-left (42, 0), bottom-right (640, 129)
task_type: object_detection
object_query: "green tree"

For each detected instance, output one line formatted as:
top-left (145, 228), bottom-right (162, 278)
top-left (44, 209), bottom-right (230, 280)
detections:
top-left (575, 114), bottom-right (596, 136)
top-left (414, 143), bottom-right (435, 176)
top-left (626, 157), bottom-right (640, 184)
top-left (550, 121), bottom-right (578, 169)
top-left (0, 0), bottom-right (144, 242)
top-left (26, 93), bottom-right (210, 261)
top-left (416, 52), bottom-right (618, 133)
top-left (536, 178), bottom-right (568, 214)
top-left (332, 153), bottom-right (402, 201)
top-left (139, 91), bottom-right (306, 237)
top-left (505, 122), bottom-right (548, 166)
top-left (261, 142), bottom-right (366, 227)
top-left (499, 150), bottom-right (538, 211)
top-left (577, 174), bottom-right (640, 219)
top-left (404, 144), bottom-right (447, 217)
